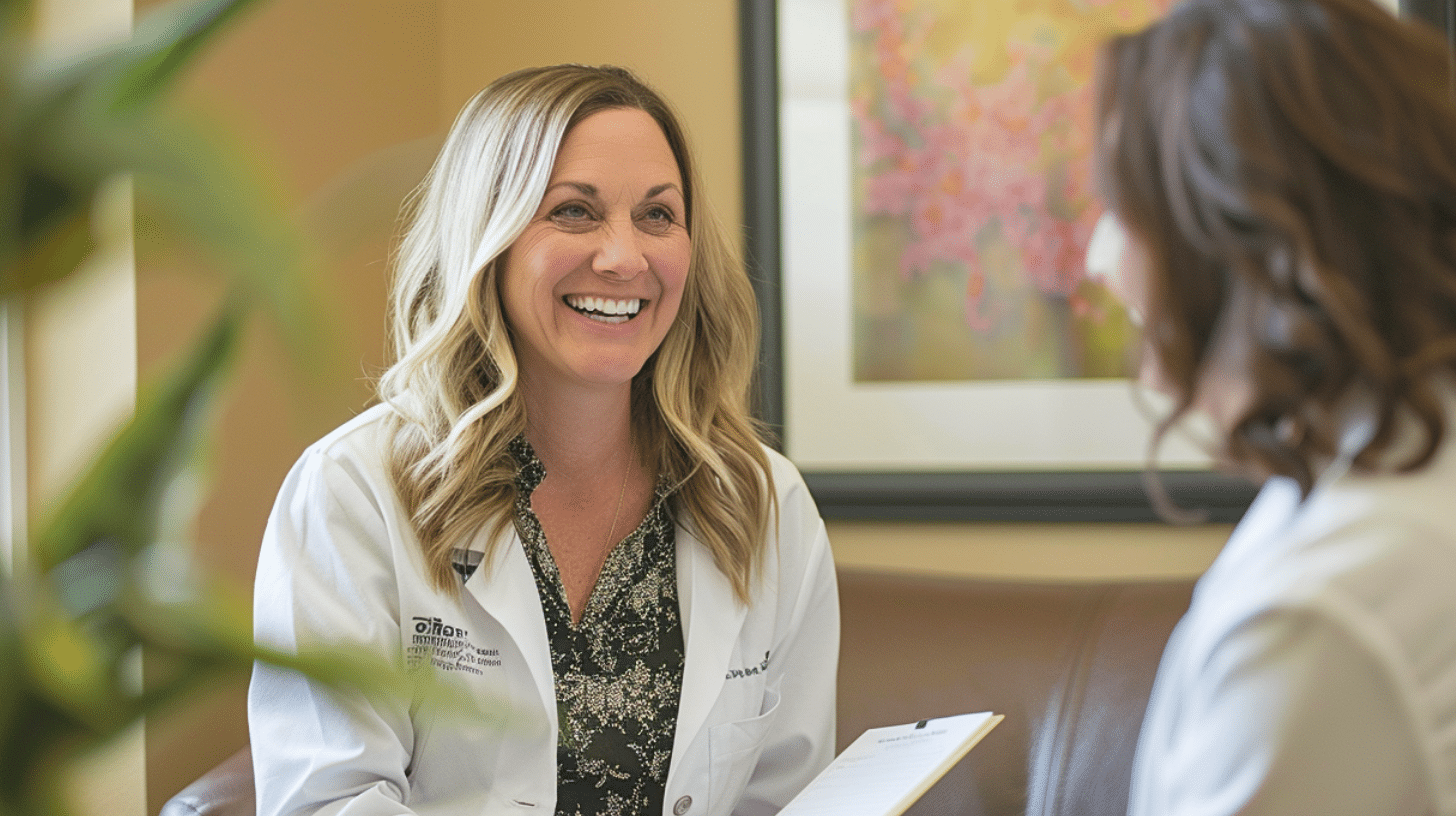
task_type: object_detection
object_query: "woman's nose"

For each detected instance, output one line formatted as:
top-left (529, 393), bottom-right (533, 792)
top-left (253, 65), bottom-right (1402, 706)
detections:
top-left (592, 222), bottom-right (649, 280)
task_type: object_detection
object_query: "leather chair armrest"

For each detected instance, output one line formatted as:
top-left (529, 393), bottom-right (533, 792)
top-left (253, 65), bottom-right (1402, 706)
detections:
top-left (160, 746), bottom-right (255, 816)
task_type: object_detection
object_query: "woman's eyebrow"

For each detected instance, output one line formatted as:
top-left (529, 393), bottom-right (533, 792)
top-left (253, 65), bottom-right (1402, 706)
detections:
top-left (546, 181), bottom-right (599, 198)
top-left (544, 181), bottom-right (682, 199)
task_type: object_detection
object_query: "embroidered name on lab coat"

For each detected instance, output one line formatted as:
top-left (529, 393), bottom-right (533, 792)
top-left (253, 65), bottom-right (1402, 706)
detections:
top-left (407, 616), bottom-right (502, 675)
top-left (725, 651), bottom-right (771, 680)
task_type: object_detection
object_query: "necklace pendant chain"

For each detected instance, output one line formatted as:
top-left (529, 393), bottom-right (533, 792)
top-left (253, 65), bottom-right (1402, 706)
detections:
top-left (604, 434), bottom-right (632, 550)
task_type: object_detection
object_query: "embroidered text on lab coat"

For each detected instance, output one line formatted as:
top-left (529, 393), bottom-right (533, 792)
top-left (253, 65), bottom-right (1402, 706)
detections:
top-left (407, 615), bottom-right (502, 675)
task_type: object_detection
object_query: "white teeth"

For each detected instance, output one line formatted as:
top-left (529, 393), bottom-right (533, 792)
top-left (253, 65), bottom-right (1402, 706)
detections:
top-left (565, 295), bottom-right (642, 318)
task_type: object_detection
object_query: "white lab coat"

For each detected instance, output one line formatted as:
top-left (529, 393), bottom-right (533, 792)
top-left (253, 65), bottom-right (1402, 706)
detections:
top-left (248, 404), bottom-right (840, 816)
top-left (1129, 394), bottom-right (1456, 816)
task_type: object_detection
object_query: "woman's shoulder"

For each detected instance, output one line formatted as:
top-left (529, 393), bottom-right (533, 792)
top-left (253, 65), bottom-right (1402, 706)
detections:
top-left (758, 443), bottom-right (807, 488)
top-left (1179, 491), bottom-right (1456, 802)
top-left (753, 442), bottom-right (819, 498)
top-left (305, 402), bottom-right (396, 460)
top-left (750, 444), bottom-right (831, 564)
top-left (1312, 384), bottom-right (1456, 540)
top-left (1286, 432), bottom-right (1456, 604)
top-left (757, 443), bottom-right (830, 527)
top-left (260, 404), bottom-right (421, 580)
top-left (278, 403), bottom-right (400, 504)
top-left (1188, 456), bottom-right (1456, 694)
top-left (1209, 486), bottom-right (1456, 626)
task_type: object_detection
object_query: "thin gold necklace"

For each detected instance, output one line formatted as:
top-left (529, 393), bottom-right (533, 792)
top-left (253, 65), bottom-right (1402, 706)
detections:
top-left (603, 434), bottom-right (632, 549)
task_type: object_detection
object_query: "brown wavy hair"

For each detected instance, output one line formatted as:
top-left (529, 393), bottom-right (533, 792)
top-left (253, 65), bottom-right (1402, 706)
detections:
top-left (1094, 0), bottom-right (1456, 498)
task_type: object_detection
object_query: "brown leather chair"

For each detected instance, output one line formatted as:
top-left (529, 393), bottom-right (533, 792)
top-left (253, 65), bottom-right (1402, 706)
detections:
top-left (160, 746), bottom-right (253, 816)
top-left (163, 571), bottom-right (1192, 816)
top-left (836, 570), bottom-right (1192, 816)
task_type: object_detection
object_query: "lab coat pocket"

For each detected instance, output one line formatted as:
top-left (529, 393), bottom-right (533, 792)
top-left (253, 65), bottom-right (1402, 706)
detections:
top-left (707, 687), bottom-right (781, 814)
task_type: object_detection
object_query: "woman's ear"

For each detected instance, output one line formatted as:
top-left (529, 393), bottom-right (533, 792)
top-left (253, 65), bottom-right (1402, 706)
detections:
top-left (1086, 210), bottom-right (1143, 326)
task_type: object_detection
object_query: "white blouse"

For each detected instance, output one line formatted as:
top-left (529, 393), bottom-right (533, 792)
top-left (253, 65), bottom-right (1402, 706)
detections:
top-left (1130, 404), bottom-right (1456, 816)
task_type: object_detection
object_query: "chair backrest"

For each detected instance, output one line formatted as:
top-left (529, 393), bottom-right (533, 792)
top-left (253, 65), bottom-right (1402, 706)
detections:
top-left (836, 570), bottom-right (1193, 816)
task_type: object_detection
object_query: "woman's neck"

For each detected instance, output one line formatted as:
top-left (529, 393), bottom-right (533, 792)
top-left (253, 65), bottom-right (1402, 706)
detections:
top-left (519, 377), bottom-right (636, 478)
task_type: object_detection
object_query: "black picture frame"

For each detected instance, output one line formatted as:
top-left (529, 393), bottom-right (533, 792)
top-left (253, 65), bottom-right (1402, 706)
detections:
top-left (737, 0), bottom-right (1258, 523)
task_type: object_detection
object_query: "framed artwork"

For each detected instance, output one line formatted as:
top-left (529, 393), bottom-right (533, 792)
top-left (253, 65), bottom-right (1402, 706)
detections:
top-left (739, 0), bottom-right (1258, 521)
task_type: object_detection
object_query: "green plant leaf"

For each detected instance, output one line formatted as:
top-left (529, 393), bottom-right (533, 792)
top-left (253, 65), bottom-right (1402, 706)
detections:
top-left (7, 0), bottom-right (266, 120)
top-left (0, 2), bottom-right (34, 52)
top-left (36, 303), bottom-right (242, 573)
top-left (0, 588), bottom-right (21, 753)
top-left (0, 2), bottom-right (406, 813)
top-left (109, 0), bottom-right (269, 113)
top-left (0, 198), bottom-right (94, 294)
top-left (17, 610), bottom-right (113, 724)
top-left (2, 0), bottom-right (326, 357)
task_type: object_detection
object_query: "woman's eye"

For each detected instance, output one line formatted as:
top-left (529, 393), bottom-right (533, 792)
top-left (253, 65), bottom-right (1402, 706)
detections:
top-left (639, 206), bottom-right (678, 231)
top-left (551, 203), bottom-right (593, 222)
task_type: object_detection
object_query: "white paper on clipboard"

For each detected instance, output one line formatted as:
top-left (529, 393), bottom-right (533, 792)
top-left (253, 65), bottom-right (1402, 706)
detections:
top-left (777, 712), bottom-right (1003, 816)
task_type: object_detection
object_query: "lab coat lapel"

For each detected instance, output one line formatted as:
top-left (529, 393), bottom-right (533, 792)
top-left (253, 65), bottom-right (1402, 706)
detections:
top-left (463, 531), bottom-right (556, 723)
top-left (674, 525), bottom-right (749, 758)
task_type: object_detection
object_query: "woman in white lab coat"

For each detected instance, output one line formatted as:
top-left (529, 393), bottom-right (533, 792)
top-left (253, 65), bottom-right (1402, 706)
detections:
top-left (1087, 0), bottom-right (1456, 813)
top-left (248, 64), bottom-right (839, 816)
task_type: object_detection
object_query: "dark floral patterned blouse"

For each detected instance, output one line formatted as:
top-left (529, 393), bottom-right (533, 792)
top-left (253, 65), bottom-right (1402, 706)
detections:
top-left (509, 437), bottom-right (685, 816)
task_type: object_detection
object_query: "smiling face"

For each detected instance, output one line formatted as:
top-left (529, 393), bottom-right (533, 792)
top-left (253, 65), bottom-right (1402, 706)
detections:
top-left (499, 107), bottom-right (690, 396)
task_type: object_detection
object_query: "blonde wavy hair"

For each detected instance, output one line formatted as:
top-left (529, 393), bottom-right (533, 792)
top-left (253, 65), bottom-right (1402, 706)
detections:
top-left (377, 64), bottom-right (773, 602)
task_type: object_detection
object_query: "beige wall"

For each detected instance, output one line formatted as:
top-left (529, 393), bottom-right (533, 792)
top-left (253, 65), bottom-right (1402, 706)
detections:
top-left (437, 1), bottom-right (744, 237)
top-left (831, 521), bottom-right (1224, 581)
top-left (131, 0), bottom-right (1228, 809)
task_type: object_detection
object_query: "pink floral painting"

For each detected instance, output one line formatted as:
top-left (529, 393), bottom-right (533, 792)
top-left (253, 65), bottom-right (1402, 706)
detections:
top-left (851, 0), bottom-right (1172, 381)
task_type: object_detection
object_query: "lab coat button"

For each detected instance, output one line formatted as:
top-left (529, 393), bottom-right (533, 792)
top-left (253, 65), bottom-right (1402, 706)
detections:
top-left (672, 795), bottom-right (693, 814)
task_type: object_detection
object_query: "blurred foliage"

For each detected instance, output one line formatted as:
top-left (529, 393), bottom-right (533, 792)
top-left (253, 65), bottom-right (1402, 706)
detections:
top-left (0, 0), bottom-right (433, 813)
